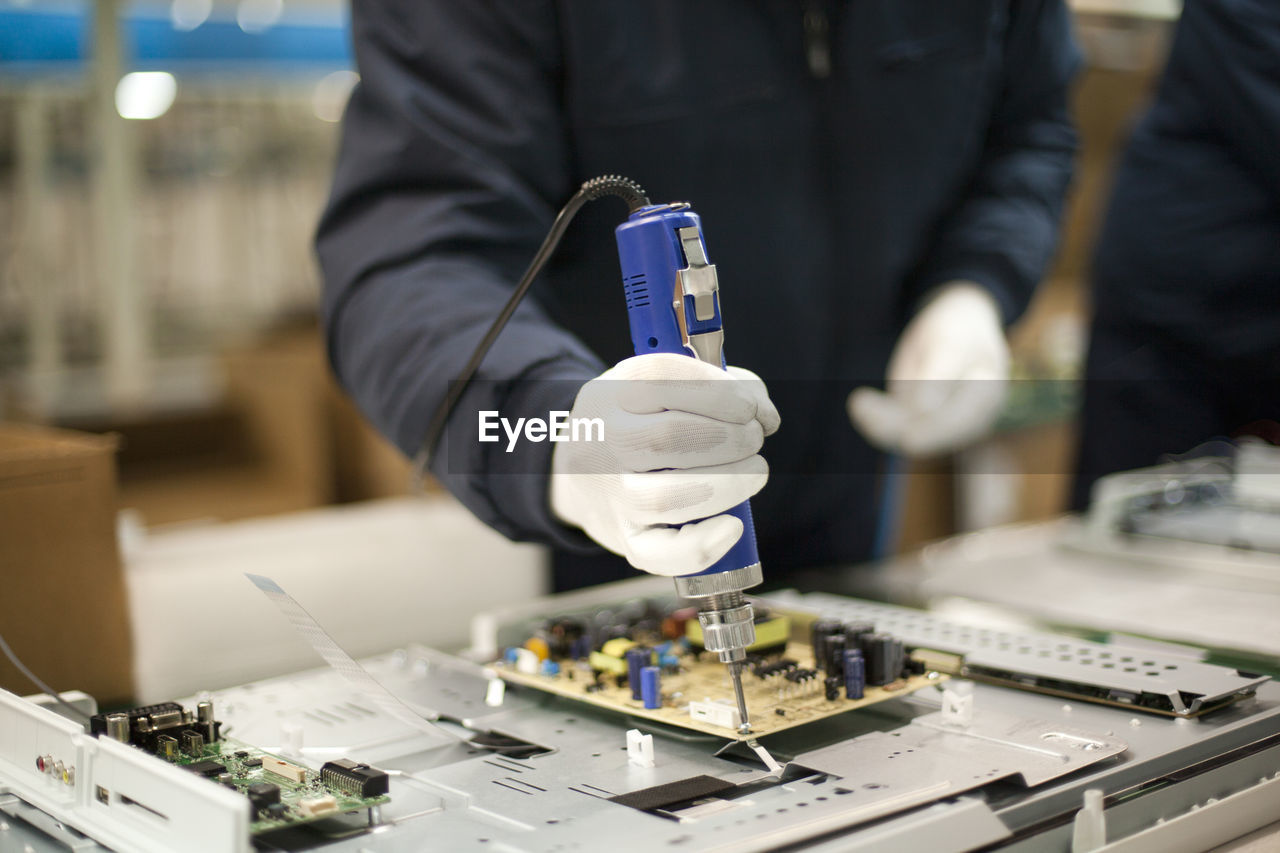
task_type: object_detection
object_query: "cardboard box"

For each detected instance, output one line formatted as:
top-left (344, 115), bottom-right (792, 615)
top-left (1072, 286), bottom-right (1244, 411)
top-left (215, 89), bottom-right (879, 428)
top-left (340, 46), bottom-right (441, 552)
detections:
top-left (328, 386), bottom-right (421, 502)
top-left (0, 423), bottom-right (134, 705)
top-left (115, 332), bottom-right (335, 526)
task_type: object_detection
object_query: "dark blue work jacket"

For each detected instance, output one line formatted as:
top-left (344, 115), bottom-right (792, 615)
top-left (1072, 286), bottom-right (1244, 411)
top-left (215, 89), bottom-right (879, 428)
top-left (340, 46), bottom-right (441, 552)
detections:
top-left (317, 1), bottom-right (1079, 579)
top-left (1091, 0), bottom-right (1280, 364)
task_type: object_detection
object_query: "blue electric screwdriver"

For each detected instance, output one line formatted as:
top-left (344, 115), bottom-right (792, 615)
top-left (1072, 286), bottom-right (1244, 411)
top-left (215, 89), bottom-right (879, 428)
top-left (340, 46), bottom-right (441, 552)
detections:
top-left (415, 178), bottom-right (761, 730)
top-left (615, 203), bottom-right (762, 733)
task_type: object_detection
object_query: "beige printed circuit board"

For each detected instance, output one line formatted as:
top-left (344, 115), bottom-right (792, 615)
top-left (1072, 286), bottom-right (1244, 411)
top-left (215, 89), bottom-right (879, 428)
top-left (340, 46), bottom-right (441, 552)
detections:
top-left (492, 642), bottom-right (944, 740)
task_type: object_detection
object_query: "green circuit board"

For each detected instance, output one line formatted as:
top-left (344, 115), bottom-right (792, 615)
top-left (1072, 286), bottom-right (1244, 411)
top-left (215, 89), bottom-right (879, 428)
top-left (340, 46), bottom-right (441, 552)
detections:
top-left (90, 699), bottom-right (392, 838)
top-left (167, 737), bottom-right (388, 834)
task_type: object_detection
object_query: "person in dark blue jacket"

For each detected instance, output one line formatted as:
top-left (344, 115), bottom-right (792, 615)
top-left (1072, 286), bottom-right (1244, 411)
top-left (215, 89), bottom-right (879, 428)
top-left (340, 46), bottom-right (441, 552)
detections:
top-left (1073, 0), bottom-right (1280, 507)
top-left (317, 2), bottom-right (1080, 591)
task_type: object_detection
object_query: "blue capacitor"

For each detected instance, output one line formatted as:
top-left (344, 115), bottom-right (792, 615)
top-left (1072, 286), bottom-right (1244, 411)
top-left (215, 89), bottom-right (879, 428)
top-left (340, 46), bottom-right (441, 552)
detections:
top-left (640, 666), bottom-right (662, 709)
top-left (659, 653), bottom-right (681, 669)
top-left (503, 647), bottom-right (520, 664)
top-left (627, 647), bottom-right (652, 700)
top-left (540, 660), bottom-right (561, 677)
top-left (844, 649), bottom-right (865, 700)
top-left (569, 635), bottom-right (592, 661)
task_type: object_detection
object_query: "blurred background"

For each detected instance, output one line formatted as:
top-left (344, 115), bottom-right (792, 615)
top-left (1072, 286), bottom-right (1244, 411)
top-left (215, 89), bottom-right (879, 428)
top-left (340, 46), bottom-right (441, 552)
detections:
top-left (0, 0), bottom-right (1180, 542)
top-left (0, 0), bottom-right (415, 528)
top-left (19, 0), bottom-right (1278, 714)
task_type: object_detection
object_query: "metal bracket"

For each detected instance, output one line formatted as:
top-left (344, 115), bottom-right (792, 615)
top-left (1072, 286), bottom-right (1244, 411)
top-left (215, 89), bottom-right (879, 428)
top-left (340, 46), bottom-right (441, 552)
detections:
top-left (789, 707), bottom-right (1127, 832)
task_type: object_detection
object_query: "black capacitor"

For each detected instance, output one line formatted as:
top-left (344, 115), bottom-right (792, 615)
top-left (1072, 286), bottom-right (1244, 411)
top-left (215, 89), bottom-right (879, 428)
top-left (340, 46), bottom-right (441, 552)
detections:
top-left (843, 621), bottom-right (876, 650)
top-left (821, 634), bottom-right (847, 676)
top-left (862, 634), bottom-right (897, 686)
top-left (824, 676), bottom-right (841, 701)
top-left (809, 619), bottom-right (844, 660)
top-left (888, 638), bottom-right (906, 682)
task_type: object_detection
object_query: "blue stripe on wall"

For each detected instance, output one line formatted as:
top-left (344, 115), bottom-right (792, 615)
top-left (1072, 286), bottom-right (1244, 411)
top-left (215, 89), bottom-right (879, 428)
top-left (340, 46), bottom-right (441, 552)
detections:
top-left (0, 4), bottom-right (351, 74)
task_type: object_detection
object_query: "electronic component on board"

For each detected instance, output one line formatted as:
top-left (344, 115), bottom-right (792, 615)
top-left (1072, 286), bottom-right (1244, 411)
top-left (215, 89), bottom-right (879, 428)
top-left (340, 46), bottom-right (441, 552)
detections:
top-left (824, 676), bottom-right (841, 701)
top-left (843, 621), bottom-right (876, 649)
top-left (196, 700), bottom-right (219, 742)
top-left (514, 647), bottom-right (539, 675)
top-left (569, 635), bottom-right (593, 660)
top-left (602, 637), bottom-right (637, 658)
top-left (247, 782), bottom-right (281, 816)
top-left (588, 650), bottom-right (627, 675)
top-left (844, 650), bottom-right (866, 699)
top-left (689, 699), bottom-right (741, 730)
top-left (104, 713), bottom-right (129, 743)
top-left (320, 759), bottom-right (391, 798)
top-left (810, 619), bottom-right (844, 656)
top-left (523, 637), bottom-right (551, 661)
top-left (157, 735), bottom-right (178, 760)
top-left (185, 759), bottom-right (225, 778)
top-left (822, 634), bottom-right (847, 676)
top-left (90, 701), bottom-right (223, 753)
top-left (627, 647), bottom-right (652, 700)
top-left (262, 755), bottom-right (307, 784)
top-left (180, 730), bottom-right (205, 756)
top-left (863, 635), bottom-right (906, 686)
top-left (641, 666), bottom-right (662, 709)
top-left (298, 795), bottom-right (339, 818)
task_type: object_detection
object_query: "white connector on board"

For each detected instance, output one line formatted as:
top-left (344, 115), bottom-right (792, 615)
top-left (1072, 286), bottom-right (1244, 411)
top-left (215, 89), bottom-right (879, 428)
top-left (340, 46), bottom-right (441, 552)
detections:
top-left (689, 699), bottom-right (741, 731)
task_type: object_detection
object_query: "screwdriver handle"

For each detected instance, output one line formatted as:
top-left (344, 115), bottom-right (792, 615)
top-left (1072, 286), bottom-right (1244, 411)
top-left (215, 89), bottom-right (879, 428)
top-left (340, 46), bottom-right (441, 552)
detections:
top-left (614, 205), bottom-right (761, 579)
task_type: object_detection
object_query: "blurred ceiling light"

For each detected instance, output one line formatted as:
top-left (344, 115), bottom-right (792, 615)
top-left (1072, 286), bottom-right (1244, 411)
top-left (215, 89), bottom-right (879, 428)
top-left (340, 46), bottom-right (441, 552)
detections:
top-left (237, 0), bottom-right (283, 34)
top-left (312, 69), bottom-right (359, 123)
top-left (170, 0), bottom-right (213, 31)
top-left (115, 72), bottom-right (178, 120)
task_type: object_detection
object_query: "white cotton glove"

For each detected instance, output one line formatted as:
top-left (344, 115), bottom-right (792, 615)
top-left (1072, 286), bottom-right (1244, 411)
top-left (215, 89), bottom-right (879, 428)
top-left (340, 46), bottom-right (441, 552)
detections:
top-left (550, 353), bottom-right (780, 577)
top-left (848, 282), bottom-right (1010, 457)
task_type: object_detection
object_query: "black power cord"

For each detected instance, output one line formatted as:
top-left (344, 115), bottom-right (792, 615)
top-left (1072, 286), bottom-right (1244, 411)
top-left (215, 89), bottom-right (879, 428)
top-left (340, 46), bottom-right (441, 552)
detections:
top-left (412, 175), bottom-right (650, 482)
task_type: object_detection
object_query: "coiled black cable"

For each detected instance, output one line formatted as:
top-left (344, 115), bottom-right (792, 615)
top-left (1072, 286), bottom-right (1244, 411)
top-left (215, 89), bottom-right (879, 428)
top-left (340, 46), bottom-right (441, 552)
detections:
top-left (412, 176), bottom-right (650, 482)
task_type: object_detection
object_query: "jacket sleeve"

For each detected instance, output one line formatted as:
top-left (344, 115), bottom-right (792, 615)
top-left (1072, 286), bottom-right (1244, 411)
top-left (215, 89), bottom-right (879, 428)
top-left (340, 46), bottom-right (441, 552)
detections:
top-left (1182, 0), bottom-right (1280, 198)
top-left (904, 0), bottom-right (1082, 324)
top-left (315, 0), bottom-right (603, 549)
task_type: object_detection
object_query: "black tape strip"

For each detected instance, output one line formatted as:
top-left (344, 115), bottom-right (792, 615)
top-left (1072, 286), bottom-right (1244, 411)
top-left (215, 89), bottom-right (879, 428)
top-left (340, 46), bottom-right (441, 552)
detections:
top-left (608, 775), bottom-right (735, 811)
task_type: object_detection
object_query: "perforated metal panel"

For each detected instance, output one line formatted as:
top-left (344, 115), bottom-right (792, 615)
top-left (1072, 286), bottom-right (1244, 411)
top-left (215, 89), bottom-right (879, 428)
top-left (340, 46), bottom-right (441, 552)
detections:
top-left (763, 592), bottom-right (1270, 716)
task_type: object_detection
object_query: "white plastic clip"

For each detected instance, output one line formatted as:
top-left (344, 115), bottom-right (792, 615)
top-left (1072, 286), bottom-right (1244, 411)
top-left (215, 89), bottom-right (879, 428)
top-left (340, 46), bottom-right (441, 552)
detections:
top-left (1071, 788), bottom-right (1107, 853)
top-left (485, 678), bottom-right (505, 708)
top-left (941, 681), bottom-right (974, 727)
top-left (281, 722), bottom-right (304, 758)
top-left (626, 729), bottom-right (655, 768)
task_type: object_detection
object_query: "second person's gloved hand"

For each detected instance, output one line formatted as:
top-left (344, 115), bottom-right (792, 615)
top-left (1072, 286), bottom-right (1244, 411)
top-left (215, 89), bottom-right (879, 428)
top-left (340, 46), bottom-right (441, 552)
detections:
top-left (847, 282), bottom-right (1010, 457)
top-left (550, 353), bottom-right (779, 577)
